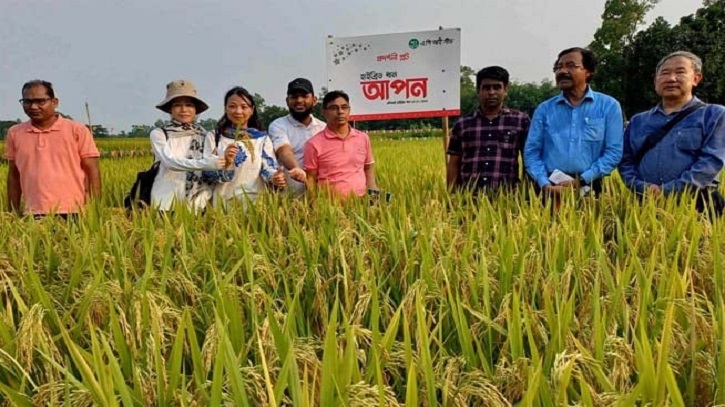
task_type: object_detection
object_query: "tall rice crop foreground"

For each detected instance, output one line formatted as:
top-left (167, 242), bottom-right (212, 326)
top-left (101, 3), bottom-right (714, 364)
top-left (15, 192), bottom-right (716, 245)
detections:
top-left (0, 138), bottom-right (723, 406)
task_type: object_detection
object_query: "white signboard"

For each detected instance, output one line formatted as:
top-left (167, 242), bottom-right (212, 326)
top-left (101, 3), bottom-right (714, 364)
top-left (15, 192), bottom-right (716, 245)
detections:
top-left (326, 28), bottom-right (461, 121)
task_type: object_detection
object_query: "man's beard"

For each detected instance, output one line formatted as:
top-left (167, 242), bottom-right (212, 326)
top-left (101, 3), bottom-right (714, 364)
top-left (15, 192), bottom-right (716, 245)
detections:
top-left (290, 107), bottom-right (313, 122)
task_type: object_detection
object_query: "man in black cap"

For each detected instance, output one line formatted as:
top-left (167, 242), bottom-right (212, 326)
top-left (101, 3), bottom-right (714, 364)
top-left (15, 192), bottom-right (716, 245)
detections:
top-left (268, 78), bottom-right (327, 197)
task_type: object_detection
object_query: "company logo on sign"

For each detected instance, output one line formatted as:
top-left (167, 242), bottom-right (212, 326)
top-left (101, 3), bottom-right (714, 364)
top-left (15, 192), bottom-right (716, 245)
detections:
top-left (408, 39), bottom-right (419, 49)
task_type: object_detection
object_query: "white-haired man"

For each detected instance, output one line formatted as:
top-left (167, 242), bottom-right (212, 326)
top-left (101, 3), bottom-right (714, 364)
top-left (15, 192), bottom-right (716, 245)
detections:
top-left (619, 51), bottom-right (725, 215)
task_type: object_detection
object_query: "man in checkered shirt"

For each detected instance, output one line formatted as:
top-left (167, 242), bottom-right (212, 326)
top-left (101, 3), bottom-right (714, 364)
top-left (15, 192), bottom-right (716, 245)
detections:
top-left (447, 66), bottom-right (531, 194)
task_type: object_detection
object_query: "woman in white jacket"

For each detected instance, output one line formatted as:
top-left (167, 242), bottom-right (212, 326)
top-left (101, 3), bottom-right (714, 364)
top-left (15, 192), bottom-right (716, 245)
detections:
top-left (203, 86), bottom-right (286, 208)
top-left (150, 80), bottom-right (232, 211)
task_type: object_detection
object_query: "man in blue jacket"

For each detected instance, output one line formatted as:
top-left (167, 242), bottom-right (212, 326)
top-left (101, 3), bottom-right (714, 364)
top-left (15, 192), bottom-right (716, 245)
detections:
top-left (524, 47), bottom-right (623, 199)
top-left (618, 51), bottom-right (725, 215)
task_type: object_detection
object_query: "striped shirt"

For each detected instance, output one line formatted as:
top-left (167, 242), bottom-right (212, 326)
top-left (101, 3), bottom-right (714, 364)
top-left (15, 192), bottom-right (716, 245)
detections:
top-left (447, 108), bottom-right (531, 190)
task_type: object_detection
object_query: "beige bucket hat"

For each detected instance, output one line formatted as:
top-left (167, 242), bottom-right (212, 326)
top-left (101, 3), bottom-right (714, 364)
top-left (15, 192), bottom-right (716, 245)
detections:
top-left (156, 80), bottom-right (209, 113)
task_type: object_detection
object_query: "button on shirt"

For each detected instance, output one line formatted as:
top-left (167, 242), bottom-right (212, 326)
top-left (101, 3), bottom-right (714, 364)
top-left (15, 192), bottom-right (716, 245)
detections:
top-left (304, 127), bottom-right (374, 197)
top-left (447, 108), bottom-right (530, 189)
top-left (524, 88), bottom-right (624, 187)
top-left (618, 97), bottom-right (725, 194)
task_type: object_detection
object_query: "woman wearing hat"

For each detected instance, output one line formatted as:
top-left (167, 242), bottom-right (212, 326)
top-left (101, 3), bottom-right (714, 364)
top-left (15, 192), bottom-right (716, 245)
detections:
top-left (150, 80), bottom-right (232, 211)
top-left (202, 86), bottom-right (286, 208)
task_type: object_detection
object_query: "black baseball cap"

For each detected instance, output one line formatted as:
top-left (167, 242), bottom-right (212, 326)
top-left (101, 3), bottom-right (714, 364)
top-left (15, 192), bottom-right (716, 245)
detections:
top-left (287, 78), bottom-right (314, 95)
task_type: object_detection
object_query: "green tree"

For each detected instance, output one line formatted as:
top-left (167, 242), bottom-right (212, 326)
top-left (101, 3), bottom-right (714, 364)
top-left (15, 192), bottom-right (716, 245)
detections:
top-left (247, 93), bottom-right (292, 128)
top-left (127, 124), bottom-right (154, 138)
top-left (87, 125), bottom-right (110, 138)
top-left (589, 0), bottom-right (661, 100)
top-left (312, 87), bottom-right (327, 120)
top-left (506, 80), bottom-right (559, 116)
top-left (673, 0), bottom-right (725, 104)
top-left (620, 17), bottom-right (677, 116)
top-left (609, 0), bottom-right (725, 116)
top-left (0, 120), bottom-right (21, 140)
top-left (198, 118), bottom-right (218, 132)
top-left (252, 93), bottom-right (266, 112)
top-left (459, 65), bottom-right (477, 115)
top-left (456, 66), bottom-right (557, 117)
top-left (260, 105), bottom-right (288, 128)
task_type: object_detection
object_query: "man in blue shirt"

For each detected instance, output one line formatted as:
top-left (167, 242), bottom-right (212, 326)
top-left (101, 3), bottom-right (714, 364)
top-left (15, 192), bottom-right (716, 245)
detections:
top-left (619, 51), bottom-right (725, 215)
top-left (524, 47), bottom-right (623, 198)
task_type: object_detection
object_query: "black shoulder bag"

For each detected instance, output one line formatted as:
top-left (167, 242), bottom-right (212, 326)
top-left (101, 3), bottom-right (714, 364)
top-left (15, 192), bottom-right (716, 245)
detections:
top-left (633, 101), bottom-right (706, 163)
top-left (123, 129), bottom-right (167, 210)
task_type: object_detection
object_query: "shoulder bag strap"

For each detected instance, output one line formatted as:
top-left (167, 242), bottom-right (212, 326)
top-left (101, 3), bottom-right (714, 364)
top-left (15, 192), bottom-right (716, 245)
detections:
top-left (153, 128), bottom-right (168, 163)
top-left (634, 102), bottom-right (706, 163)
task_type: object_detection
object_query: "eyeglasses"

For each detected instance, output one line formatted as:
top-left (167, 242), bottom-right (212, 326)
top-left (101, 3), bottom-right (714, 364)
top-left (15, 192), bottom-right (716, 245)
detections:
top-left (553, 62), bottom-right (583, 72)
top-left (325, 105), bottom-right (350, 112)
top-left (19, 98), bottom-right (52, 107)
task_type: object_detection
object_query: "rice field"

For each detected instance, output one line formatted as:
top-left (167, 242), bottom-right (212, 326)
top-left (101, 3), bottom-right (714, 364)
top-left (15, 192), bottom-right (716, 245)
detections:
top-left (0, 137), bottom-right (723, 406)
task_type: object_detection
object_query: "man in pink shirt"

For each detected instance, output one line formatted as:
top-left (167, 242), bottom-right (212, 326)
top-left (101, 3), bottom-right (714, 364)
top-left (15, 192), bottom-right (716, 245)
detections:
top-left (304, 90), bottom-right (377, 199)
top-left (5, 80), bottom-right (101, 216)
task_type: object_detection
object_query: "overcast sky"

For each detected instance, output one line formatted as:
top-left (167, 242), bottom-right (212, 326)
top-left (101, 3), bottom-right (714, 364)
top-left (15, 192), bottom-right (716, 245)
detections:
top-left (0, 0), bottom-right (702, 132)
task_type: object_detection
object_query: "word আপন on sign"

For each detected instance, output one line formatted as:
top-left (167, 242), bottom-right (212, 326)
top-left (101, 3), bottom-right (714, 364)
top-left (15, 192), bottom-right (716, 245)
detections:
top-left (360, 78), bottom-right (428, 101)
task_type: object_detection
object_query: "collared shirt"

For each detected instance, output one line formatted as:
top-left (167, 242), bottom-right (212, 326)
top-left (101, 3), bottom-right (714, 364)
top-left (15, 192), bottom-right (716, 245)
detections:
top-left (268, 114), bottom-right (326, 197)
top-left (303, 126), bottom-right (374, 197)
top-left (524, 87), bottom-right (624, 187)
top-left (619, 97), bottom-right (725, 194)
top-left (447, 107), bottom-right (530, 190)
top-left (4, 116), bottom-right (100, 214)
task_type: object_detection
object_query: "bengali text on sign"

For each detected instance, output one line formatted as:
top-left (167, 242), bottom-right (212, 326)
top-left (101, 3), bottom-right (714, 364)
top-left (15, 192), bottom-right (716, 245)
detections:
top-left (326, 29), bottom-right (461, 121)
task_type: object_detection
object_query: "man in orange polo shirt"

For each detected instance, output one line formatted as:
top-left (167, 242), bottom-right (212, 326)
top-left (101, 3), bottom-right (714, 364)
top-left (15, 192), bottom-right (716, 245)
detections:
top-left (5, 80), bottom-right (101, 216)
top-left (304, 90), bottom-right (377, 199)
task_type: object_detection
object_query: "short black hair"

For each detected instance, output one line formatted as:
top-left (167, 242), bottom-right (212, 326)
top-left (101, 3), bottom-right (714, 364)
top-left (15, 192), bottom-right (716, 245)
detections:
top-left (22, 79), bottom-right (55, 98)
top-left (555, 47), bottom-right (597, 82)
top-left (476, 66), bottom-right (510, 89)
top-left (322, 90), bottom-right (350, 108)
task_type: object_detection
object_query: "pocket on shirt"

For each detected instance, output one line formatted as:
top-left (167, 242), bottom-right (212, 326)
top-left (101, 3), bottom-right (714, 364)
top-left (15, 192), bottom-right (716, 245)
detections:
top-left (676, 128), bottom-right (702, 151)
top-left (582, 118), bottom-right (605, 141)
top-left (499, 131), bottom-right (518, 149)
top-left (354, 147), bottom-right (367, 165)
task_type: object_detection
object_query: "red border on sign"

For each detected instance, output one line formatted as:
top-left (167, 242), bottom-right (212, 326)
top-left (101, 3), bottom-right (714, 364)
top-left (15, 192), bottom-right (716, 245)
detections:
top-left (349, 109), bottom-right (461, 121)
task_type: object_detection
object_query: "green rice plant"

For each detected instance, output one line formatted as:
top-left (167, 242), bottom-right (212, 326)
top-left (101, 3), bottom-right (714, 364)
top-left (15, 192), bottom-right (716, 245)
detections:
top-left (0, 139), bottom-right (723, 405)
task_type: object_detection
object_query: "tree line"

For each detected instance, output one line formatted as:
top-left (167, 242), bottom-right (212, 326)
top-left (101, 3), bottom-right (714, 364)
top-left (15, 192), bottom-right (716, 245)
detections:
top-left (590, 0), bottom-right (724, 118)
